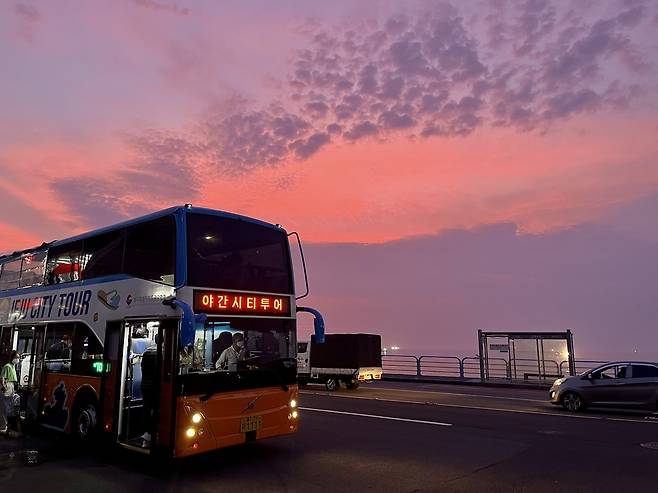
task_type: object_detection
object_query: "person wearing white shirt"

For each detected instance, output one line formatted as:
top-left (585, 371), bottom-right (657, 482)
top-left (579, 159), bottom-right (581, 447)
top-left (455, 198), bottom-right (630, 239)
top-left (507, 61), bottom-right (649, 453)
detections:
top-left (216, 333), bottom-right (246, 372)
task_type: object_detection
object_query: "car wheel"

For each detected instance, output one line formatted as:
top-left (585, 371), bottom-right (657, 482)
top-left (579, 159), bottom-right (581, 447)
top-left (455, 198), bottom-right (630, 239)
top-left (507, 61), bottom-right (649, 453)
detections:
top-left (325, 378), bottom-right (339, 391)
top-left (561, 392), bottom-right (584, 412)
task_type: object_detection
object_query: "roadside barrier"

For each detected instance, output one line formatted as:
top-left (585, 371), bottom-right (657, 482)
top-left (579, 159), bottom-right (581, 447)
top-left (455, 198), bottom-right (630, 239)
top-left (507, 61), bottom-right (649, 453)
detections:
top-left (382, 354), bottom-right (610, 382)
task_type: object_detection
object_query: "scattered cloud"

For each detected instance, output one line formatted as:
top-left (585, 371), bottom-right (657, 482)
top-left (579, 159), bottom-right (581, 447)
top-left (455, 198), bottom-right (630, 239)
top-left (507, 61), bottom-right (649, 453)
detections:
top-left (12, 2), bottom-right (42, 42)
top-left (118, 2), bottom-right (653, 175)
top-left (35, 1), bottom-right (658, 229)
top-left (133, 0), bottom-right (190, 16)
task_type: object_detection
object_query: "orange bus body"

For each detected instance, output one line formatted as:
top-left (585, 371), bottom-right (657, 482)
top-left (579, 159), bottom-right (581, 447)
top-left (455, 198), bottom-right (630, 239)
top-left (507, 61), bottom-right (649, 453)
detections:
top-left (174, 385), bottom-right (299, 457)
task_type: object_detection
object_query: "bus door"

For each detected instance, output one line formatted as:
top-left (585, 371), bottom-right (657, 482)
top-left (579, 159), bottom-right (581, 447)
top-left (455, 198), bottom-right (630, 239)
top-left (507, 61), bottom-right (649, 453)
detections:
top-left (115, 318), bottom-right (177, 452)
top-left (99, 321), bottom-right (122, 437)
top-left (8, 325), bottom-right (46, 420)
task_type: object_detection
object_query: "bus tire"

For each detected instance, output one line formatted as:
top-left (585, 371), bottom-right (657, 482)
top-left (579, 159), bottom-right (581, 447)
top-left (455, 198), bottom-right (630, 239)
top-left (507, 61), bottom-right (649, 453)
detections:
top-left (325, 378), bottom-right (340, 391)
top-left (73, 400), bottom-right (99, 441)
top-left (345, 381), bottom-right (359, 390)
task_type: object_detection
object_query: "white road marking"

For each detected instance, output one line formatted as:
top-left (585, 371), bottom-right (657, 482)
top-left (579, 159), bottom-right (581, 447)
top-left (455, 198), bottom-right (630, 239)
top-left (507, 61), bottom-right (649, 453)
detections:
top-left (366, 386), bottom-right (544, 403)
top-left (301, 391), bottom-right (658, 425)
top-left (300, 407), bottom-right (453, 427)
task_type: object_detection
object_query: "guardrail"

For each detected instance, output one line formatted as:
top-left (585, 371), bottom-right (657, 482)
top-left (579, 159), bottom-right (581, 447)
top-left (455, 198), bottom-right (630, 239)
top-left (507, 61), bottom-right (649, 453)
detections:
top-left (382, 354), bottom-right (611, 382)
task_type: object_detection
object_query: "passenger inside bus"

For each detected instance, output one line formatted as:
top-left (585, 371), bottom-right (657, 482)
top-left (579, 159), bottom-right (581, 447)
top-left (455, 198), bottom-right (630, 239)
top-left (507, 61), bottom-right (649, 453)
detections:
top-left (212, 331), bottom-right (233, 364)
top-left (46, 334), bottom-right (72, 360)
top-left (215, 332), bottom-right (246, 371)
top-left (179, 344), bottom-right (193, 373)
top-left (140, 333), bottom-right (161, 448)
top-left (129, 325), bottom-right (151, 400)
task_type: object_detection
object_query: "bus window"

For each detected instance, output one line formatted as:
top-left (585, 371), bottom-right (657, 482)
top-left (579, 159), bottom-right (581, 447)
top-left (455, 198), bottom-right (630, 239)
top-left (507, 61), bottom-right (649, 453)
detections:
top-left (72, 324), bottom-right (103, 360)
top-left (46, 242), bottom-right (83, 284)
top-left (19, 251), bottom-right (47, 288)
top-left (44, 323), bottom-right (74, 372)
top-left (124, 216), bottom-right (175, 285)
top-left (0, 258), bottom-right (22, 291)
top-left (70, 323), bottom-right (103, 374)
top-left (187, 213), bottom-right (293, 294)
top-left (81, 230), bottom-right (124, 280)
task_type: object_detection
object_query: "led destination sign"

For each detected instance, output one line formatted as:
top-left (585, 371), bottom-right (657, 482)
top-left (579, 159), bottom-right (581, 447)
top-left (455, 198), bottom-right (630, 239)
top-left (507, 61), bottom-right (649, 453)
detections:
top-left (193, 290), bottom-right (291, 317)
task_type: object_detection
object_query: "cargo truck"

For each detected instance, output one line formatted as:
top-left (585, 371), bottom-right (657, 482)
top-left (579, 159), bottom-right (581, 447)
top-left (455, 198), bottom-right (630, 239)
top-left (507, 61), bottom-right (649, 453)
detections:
top-left (297, 333), bottom-right (382, 390)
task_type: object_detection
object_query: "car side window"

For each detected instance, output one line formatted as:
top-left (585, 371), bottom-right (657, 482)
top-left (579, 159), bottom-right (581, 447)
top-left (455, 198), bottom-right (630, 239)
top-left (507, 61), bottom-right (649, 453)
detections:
top-left (631, 365), bottom-right (658, 378)
top-left (593, 366), bottom-right (618, 379)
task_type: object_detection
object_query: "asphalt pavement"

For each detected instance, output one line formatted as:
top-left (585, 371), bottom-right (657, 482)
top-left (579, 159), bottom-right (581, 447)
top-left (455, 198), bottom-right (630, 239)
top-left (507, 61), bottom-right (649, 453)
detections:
top-left (2, 381), bottom-right (657, 492)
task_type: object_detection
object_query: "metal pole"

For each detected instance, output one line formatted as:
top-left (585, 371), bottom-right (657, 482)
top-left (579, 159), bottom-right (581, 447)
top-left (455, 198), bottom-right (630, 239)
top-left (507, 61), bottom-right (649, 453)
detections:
top-left (477, 329), bottom-right (485, 382)
top-left (535, 338), bottom-right (541, 378)
top-left (510, 336), bottom-right (517, 380)
top-left (566, 329), bottom-right (576, 376)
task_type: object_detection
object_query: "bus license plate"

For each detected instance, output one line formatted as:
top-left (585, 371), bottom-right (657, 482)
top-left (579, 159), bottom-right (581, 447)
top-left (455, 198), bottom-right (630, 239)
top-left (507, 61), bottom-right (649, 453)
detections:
top-left (240, 416), bottom-right (262, 433)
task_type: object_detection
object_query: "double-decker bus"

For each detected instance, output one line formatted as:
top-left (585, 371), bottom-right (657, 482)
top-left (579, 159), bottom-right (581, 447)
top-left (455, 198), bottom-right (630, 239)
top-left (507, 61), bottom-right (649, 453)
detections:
top-left (0, 205), bottom-right (324, 457)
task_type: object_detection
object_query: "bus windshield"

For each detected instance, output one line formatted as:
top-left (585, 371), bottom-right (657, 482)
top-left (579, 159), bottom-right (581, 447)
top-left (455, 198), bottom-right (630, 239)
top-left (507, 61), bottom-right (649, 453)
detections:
top-left (187, 213), bottom-right (292, 294)
top-left (178, 318), bottom-right (296, 394)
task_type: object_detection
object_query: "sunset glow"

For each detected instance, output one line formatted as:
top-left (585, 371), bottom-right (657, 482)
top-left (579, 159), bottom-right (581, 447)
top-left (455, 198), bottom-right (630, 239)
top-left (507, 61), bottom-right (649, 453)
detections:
top-left (2, 0), bottom-right (658, 358)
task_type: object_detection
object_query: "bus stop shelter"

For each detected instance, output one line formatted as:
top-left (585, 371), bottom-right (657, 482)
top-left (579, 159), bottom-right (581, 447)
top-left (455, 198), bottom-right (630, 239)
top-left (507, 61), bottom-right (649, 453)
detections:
top-left (477, 330), bottom-right (576, 382)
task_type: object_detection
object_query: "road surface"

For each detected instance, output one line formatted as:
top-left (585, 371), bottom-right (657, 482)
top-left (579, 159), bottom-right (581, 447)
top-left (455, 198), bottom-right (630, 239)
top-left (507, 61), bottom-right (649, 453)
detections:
top-left (2, 381), bottom-right (657, 492)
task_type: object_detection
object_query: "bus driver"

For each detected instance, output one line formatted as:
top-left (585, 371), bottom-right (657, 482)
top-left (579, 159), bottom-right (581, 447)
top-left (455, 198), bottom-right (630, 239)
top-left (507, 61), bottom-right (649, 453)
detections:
top-left (215, 333), bottom-right (246, 372)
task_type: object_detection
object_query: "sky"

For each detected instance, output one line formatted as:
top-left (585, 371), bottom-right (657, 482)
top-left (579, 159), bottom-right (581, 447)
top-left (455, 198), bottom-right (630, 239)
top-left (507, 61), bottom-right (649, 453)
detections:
top-left (1, 0), bottom-right (658, 359)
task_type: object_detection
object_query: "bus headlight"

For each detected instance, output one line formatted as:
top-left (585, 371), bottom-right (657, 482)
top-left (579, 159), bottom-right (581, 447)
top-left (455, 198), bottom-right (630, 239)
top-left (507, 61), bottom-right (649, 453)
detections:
top-left (289, 399), bottom-right (297, 409)
top-left (192, 413), bottom-right (202, 424)
top-left (186, 427), bottom-right (196, 438)
top-left (292, 410), bottom-right (298, 419)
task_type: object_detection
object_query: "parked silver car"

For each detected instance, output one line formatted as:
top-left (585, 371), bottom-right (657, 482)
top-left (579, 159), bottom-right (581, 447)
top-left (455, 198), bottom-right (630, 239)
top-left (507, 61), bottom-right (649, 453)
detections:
top-left (549, 361), bottom-right (658, 412)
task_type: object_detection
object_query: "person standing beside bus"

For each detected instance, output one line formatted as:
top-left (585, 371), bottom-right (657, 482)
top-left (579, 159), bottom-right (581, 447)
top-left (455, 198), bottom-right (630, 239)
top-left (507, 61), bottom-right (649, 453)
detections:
top-left (0, 351), bottom-right (20, 435)
top-left (216, 333), bottom-right (246, 372)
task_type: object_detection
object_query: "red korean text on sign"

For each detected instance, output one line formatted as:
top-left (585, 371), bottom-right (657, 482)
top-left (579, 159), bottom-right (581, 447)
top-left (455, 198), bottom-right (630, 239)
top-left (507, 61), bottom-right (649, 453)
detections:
top-left (193, 290), bottom-right (290, 317)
